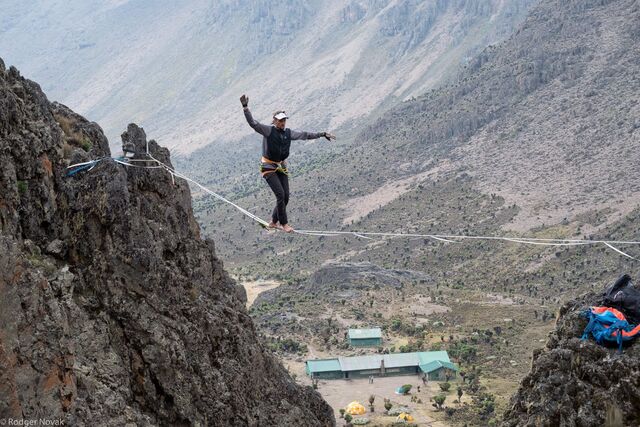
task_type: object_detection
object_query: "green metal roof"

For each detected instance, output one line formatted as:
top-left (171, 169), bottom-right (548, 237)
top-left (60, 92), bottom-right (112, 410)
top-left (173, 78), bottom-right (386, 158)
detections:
top-left (307, 351), bottom-right (454, 374)
top-left (347, 328), bottom-right (382, 340)
top-left (418, 351), bottom-right (451, 365)
top-left (306, 359), bottom-right (341, 373)
top-left (339, 353), bottom-right (420, 371)
top-left (419, 360), bottom-right (458, 373)
top-left (336, 352), bottom-right (445, 371)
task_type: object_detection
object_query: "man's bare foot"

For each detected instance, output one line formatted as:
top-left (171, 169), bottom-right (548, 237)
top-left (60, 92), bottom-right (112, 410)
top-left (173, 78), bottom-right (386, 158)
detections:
top-left (268, 221), bottom-right (279, 229)
top-left (280, 224), bottom-right (294, 233)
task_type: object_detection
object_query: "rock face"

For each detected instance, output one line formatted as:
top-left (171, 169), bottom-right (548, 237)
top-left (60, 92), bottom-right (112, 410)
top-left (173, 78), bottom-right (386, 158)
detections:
top-left (502, 292), bottom-right (640, 427)
top-left (0, 60), bottom-right (334, 426)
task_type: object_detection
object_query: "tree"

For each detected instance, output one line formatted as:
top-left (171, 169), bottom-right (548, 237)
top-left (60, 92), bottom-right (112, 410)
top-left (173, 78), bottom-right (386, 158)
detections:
top-left (472, 392), bottom-right (496, 418)
top-left (457, 386), bottom-right (463, 402)
top-left (439, 382), bottom-right (451, 392)
top-left (432, 394), bottom-right (446, 410)
top-left (344, 414), bottom-right (352, 426)
top-left (384, 399), bottom-right (392, 414)
top-left (339, 409), bottom-right (345, 418)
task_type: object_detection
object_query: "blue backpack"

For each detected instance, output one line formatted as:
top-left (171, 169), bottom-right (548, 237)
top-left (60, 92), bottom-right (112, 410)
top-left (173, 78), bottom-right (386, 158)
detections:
top-left (581, 306), bottom-right (640, 351)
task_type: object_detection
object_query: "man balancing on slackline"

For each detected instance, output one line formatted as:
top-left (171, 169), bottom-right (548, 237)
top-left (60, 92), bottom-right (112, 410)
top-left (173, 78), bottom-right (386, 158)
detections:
top-left (240, 94), bottom-right (335, 233)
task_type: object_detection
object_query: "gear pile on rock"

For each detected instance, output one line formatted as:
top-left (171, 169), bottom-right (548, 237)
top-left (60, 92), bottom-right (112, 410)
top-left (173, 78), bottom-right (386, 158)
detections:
top-left (502, 288), bottom-right (640, 427)
top-left (0, 59), bottom-right (334, 426)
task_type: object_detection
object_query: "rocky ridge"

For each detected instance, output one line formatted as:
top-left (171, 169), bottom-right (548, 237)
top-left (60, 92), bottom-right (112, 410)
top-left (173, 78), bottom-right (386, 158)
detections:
top-left (502, 290), bottom-right (640, 426)
top-left (0, 60), bottom-right (334, 426)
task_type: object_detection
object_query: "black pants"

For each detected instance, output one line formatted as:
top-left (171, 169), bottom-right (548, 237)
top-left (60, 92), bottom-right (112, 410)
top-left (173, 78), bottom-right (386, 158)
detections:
top-left (264, 172), bottom-right (289, 225)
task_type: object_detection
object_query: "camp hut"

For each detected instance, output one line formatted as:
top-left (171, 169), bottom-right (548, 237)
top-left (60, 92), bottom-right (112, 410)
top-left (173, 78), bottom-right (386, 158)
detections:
top-left (419, 351), bottom-right (458, 380)
top-left (305, 358), bottom-right (342, 379)
top-left (306, 351), bottom-right (457, 380)
top-left (339, 353), bottom-right (422, 379)
top-left (347, 328), bottom-right (382, 347)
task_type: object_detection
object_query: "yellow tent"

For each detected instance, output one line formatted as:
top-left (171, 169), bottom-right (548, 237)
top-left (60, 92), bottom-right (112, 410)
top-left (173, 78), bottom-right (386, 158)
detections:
top-left (397, 413), bottom-right (414, 422)
top-left (345, 401), bottom-right (366, 415)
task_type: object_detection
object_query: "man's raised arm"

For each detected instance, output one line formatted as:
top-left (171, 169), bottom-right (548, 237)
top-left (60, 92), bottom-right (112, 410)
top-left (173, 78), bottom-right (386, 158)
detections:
top-left (240, 94), bottom-right (271, 137)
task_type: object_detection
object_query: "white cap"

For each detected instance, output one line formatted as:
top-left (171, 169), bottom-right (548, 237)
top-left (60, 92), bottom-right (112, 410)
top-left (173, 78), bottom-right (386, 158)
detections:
top-left (273, 111), bottom-right (288, 120)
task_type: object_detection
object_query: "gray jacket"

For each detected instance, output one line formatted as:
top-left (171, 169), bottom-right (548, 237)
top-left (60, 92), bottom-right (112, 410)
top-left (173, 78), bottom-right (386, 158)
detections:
top-left (244, 108), bottom-right (324, 161)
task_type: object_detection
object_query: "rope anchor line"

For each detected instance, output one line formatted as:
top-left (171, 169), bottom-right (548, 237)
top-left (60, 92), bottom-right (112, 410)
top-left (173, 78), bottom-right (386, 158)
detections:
top-left (66, 156), bottom-right (640, 261)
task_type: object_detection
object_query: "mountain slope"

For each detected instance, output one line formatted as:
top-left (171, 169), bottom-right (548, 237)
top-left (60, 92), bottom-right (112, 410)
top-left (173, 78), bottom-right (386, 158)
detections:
top-left (197, 0), bottom-right (640, 276)
top-left (0, 0), bottom-right (536, 152)
top-left (0, 60), bottom-right (333, 426)
top-left (367, 0), bottom-right (640, 231)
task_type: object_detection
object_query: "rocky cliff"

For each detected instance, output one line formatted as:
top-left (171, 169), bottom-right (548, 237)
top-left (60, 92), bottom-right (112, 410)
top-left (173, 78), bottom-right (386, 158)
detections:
top-left (0, 60), bottom-right (334, 426)
top-left (502, 291), bottom-right (640, 426)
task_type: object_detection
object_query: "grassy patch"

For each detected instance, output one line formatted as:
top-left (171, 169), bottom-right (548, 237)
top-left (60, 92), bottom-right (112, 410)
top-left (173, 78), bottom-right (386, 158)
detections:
top-left (54, 113), bottom-right (92, 152)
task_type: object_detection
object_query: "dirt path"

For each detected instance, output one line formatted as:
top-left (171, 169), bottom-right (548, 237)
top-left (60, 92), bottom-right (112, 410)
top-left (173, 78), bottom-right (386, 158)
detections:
top-left (239, 279), bottom-right (282, 307)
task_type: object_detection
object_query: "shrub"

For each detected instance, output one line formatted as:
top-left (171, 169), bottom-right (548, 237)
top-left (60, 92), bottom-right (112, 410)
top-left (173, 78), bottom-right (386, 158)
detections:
top-left (449, 342), bottom-right (478, 363)
top-left (398, 384), bottom-right (412, 394)
top-left (17, 180), bottom-right (27, 194)
top-left (439, 382), bottom-right (451, 392)
top-left (473, 392), bottom-right (496, 417)
top-left (430, 342), bottom-right (442, 351)
top-left (80, 138), bottom-right (92, 152)
top-left (387, 406), bottom-right (411, 416)
top-left (432, 394), bottom-right (446, 410)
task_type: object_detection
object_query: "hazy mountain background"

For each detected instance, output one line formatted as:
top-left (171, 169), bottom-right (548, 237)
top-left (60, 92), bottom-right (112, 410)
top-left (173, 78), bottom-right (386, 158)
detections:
top-left (198, 0), bottom-right (640, 277)
top-left (0, 0), bottom-right (536, 154)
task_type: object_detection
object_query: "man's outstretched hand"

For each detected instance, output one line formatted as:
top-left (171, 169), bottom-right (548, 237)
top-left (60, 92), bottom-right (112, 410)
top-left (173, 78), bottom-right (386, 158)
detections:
top-left (240, 94), bottom-right (249, 108)
top-left (323, 132), bottom-right (336, 141)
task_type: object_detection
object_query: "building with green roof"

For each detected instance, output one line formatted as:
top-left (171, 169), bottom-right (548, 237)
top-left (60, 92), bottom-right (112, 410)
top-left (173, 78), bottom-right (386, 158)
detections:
top-left (305, 359), bottom-right (342, 379)
top-left (418, 351), bottom-right (459, 380)
top-left (347, 328), bottom-right (382, 347)
top-left (305, 351), bottom-right (457, 380)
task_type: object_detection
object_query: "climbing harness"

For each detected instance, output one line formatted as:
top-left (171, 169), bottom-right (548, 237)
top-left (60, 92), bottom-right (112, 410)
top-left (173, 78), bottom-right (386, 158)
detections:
top-left (260, 157), bottom-right (289, 176)
top-left (66, 155), bottom-right (640, 260)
